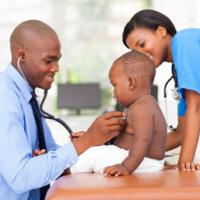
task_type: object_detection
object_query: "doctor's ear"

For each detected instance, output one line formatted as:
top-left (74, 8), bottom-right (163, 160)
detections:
top-left (128, 77), bottom-right (136, 90)
top-left (18, 52), bottom-right (25, 60)
top-left (17, 48), bottom-right (25, 60)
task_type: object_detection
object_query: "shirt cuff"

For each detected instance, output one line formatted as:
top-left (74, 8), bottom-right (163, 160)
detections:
top-left (48, 142), bottom-right (78, 180)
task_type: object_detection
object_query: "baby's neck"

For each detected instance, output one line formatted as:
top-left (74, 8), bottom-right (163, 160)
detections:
top-left (128, 92), bottom-right (152, 107)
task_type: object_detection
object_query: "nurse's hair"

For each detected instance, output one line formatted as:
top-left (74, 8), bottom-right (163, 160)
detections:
top-left (123, 9), bottom-right (177, 48)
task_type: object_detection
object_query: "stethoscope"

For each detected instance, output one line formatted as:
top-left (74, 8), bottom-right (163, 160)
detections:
top-left (17, 57), bottom-right (73, 135)
top-left (40, 89), bottom-right (73, 134)
top-left (163, 63), bottom-right (179, 131)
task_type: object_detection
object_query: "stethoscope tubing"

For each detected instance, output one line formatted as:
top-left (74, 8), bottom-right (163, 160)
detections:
top-left (40, 90), bottom-right (73, 134)
top-left (163, 63), bottom-right (178, 131)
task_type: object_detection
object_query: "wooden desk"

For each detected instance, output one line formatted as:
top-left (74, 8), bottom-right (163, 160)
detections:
top-left (46, 171), bottom-right (200, 200)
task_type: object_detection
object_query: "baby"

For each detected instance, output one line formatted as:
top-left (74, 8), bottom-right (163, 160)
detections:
top-left (71, 50), bottom-right (167, 176)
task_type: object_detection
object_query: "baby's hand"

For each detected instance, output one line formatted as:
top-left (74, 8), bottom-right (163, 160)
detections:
top-left (103, 164), bottom-right (129, 176)
top-left (32, 149), bottom-right (46, 157)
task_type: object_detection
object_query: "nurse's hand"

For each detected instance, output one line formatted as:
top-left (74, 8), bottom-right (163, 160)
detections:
top-left (178, 161), bottom-right (200, 171)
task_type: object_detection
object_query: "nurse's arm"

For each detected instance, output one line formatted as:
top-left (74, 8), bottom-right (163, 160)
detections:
top-left (178, 90), bottom-right (200, 170)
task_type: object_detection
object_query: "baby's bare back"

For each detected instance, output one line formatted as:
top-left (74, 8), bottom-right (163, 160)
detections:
top-left (114, 95), bottom-right (167, 160)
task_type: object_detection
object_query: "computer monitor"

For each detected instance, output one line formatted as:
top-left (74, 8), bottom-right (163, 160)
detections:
top-left (57, 83), bottom-right (101, 114)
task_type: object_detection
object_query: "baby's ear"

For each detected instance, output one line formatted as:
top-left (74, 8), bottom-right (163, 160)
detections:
top-left (128, 77), bottom-right (136, 90)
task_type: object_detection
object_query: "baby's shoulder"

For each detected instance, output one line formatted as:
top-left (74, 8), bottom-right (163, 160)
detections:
top-left (131, 95), bottom-right (157, 110)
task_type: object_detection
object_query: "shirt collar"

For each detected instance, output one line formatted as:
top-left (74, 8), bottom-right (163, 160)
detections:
top-left (6, 63), bottom-right (33, 102)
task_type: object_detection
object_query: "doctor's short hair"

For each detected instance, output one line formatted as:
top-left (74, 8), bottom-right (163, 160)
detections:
top-left (116, 50), bottom-right (156, 84)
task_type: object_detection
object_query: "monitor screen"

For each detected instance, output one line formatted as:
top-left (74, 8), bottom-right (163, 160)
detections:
top-left (57, 83), bottom-right (101, 110)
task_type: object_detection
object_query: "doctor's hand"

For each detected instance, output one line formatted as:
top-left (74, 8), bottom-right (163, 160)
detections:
top-left (72, 111), bottom-right (125, 155)
top-left (86, 111), bottom-right (126, 145)
top-left (32, 149), bottom-right (46, 157)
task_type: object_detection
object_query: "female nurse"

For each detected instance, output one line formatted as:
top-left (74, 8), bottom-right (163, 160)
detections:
top-left (122, 9), bottom-right (200, 171)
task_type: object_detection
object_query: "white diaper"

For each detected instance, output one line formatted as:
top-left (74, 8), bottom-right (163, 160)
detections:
top-left (70, 145), bottom-right (164, 174)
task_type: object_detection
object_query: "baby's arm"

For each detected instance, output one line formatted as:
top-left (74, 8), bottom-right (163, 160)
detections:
top-left (122, 108), bottom-right (154, 173)
top-left (104, 107), bottom-right (154, 176)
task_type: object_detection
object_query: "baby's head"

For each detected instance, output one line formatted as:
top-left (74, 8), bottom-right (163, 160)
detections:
top-left (109, 50), bottom-right (155, 107)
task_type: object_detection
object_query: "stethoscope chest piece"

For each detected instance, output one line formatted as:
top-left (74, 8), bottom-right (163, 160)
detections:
top-left (171, 88), bottom-right (180, 100)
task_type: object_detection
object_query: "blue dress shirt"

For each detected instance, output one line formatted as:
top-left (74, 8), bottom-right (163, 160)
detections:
top-left (0, 64), bottom-right (78, 200)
